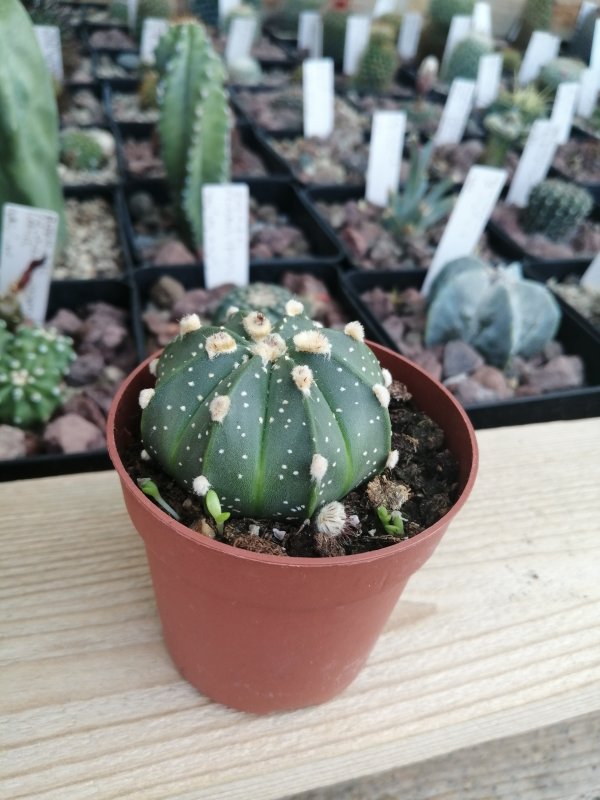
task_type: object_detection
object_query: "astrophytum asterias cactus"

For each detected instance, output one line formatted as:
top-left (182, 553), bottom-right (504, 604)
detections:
top-left (139, 303), bottom-right (394, 520)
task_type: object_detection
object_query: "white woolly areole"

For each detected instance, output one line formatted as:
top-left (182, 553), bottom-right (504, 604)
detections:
top-left (285, 299), bottom-right (304, 317)
top-left (209, 394), bottom-right (231, 423)
top-left (373, 383), bottom-right (390, 408)
top-left (242, 311), bottom-right (272, 340)
top-left (291, 364), bottom-right (314, 395)
top-left (140, 449), bottom-right (151, 461)
top-left (206, 331), bottom-right (237, 359)
top-left (293, 330), bottom-right (331, 357)
top-left (310, 453), bottom-right (328, 484)
top-left (139, 388), bottom-right (155, 409)
top-left (381, 368), bottom-right (392, 388)
top-left (251, 333), bottom-right (287, 363)
top-left (225, 305), bottom-right (239, 319)
top-left (149, 358), bottom-right (159, 376)
top-left (192, 475), bottom-right (211, 497)
top-left (315, 501), bottom-right (346, 536)
top-left (386, 449), bottom-right (399, 470)
top-left (344, 321), bottom-right (365, 342)
top-left (179, 313), bottom-right (201, 335)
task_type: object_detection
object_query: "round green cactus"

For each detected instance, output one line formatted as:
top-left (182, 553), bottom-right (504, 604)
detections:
top-left (354, 34), bottom-right (399, 94)
top-left (227, 56), bottom-right (262, 85)
top-left (443, 35), bottom-right (493, 82)
top-left (60, 130), bottom-right (107, 171)
top-left (429, 0), bottom-right (475, 28)
top-left (0, 323), bottom-right (75, 427)
top-left (538, 57), bottom-right (585, 95)
top-left (521, 179), bottom-right (594, 242)
top-left (322, 10), bottom-right (349, 67)
top-left (140, 303), bottom-right (394, 519)
top-left (213, 282), bottom-right (309, 325)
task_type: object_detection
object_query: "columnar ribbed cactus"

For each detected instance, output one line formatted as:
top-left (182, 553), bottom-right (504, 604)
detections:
top-left (0, 0), bottom-right (66, 248)
top-left (425, 257), bottom-right (561, 367)
top-left (155, 21), bottom-right (231, 251)
top-left (354, 33), bottom-right (399, 94)
top-left (521, 179), bottom-right (593, 242)
top-left (0, 322), bottom-right (75, 427)
top-left (139, 302), bottom-right (394, 519)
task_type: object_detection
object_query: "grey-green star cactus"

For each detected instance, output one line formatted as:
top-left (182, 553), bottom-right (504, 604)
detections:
top-left (0, 322), bottom-right (75, 427)
top-left (139, 302), bottom-right (395, 520)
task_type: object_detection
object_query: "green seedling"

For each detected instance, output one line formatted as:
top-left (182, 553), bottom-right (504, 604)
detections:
top-left (137, 478), bottom-right (180, 521)
top-left (205, 489), bottom-right (231, 535)
top-left (376, 506), bottom-right (405, 537)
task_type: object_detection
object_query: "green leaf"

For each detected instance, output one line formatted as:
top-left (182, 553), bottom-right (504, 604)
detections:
top-left (137, 478), bottom-right (181, 520)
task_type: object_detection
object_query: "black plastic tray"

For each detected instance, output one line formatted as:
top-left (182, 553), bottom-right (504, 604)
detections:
top-left (0, 278), bottom-right (138, 482)
top-left (103, 83), bottom-right (158, 139)
top-left (120, 179), bottom-right (344, 273)
top-left (340, 269), bottom-right (600, 429)
top-left (92, 48), bottom-right (140, 91)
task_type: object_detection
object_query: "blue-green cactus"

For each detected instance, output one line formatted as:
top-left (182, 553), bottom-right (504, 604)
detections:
top-left (154, 21), bottom-right (231, 252)
top-left (0, 0), bottom-right (66, 248)
top-left (0, 322), bottom-right (75, 427)
top-left (425, 257), bottom-right (561, 367)
top-left (139, 303), bottom-right (395, 520)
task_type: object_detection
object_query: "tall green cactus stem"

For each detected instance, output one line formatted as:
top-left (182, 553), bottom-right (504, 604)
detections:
top-left (156, 21), bottom-right (231, 252)
top-left (514, 0), bottom-right (553, 50)
top-left (521, 180), bottom-right (593, 242)
top-left (354, 34), bottom-right (399, 94)
top-left (140, 304), bottom-right (394, 519)
top-left (425, 257), bottom-right (561, 367)
top-left (0, 0), bottom-right (66, 248)
top-left (322, 10), bottom-right (349, 67)
top-left (0, 322), bottom-right (75, 427)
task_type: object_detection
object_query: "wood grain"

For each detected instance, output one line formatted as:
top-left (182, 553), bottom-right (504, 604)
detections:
top-left (1, 418), bottom-right (599, 800)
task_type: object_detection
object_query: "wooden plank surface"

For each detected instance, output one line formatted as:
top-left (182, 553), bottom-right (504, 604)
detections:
top-left (1, 418), bottom-right (600, 800)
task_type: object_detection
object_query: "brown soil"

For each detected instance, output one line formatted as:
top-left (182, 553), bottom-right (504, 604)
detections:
top-left (553, 140), bottom-right (600, 184)
top-left (123, 381), bottom-right (459, 558)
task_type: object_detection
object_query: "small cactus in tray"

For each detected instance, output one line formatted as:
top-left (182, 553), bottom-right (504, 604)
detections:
top-left (213, 282), bottom-right (308, 325)
top-left (521, 179), bottom-right (594, 242)
top-left (538, 57), bottom-right (585, 95)
top-left (139, 303), bottom-right (394, 520)
top-left (322, 9), bottom-right (349, 66)
top-left (425, 257), bottom-right (561, 368)
top-left (60, 130), bottom-right (107, 171)
top-left (442, 35), bottom-right (493, 82)
top-left (514, 0), bottom-right (553, 50)
top-left (353, 33), bottom-right (399, 95)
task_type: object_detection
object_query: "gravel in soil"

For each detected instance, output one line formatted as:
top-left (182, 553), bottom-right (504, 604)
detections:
top-left (111, 92), bottom-right (160, 124)
top-left (235, 87), bottom-right (365, 132)
top-left (553, 140), bottom-right (600, 185)
top-left (431, 142), bottom-right (519, 184)
top-left (59, 129), bottom-right (118, 187)
top-left (123, 381), bottom-right (459, 557)
top-left (548, 277), bottom-right (600, 330)
top-left (88, 28), bottom-right (136, 51)
top-left (60, 90), bottom-right (105, 127)
top-left (54, 198), bottom-right (123, 279)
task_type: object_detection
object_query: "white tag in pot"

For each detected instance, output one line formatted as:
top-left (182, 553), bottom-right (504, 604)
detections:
top-left (343, 15), bottom-right (371, 76)
top-left (140, 18), bottom-right (169, 64)
top-left (202, 184), bottom-right (249, 290)
top-left (440, 15), bottom-right (472, 74)
top-left (366, 111), bottom-right (407, 207)
top-left (225, 17), bottom-right (257, 65)
top-left (397, 12), bottom-right (423, 61)
top-left (434, 78), bottom-right (476, 146)
top-left (303, 58), bottom-right (334, 138)
top-left (517, 30), bottom-right (560, 85)
top-left (34, 25), bottom-right (63, 82)
top-left (506, 120), bottom-right (561, 207)
top-left (550, 82), bottom-right (580, 145)
top-left (578, 68), bottom-right (600, 117)
top-left (298, 12), bottom-right (322, 58)
top-left (581, 252), bottom-right (600, 290)
top-left (474, 53), bottom-right (502, 108)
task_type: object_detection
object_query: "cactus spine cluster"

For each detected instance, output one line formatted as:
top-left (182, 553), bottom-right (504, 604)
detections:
top-left (354, 33), bottom-right (399, 94)
top-left (139, 303), bottom-right (394, 520)
top-left (425, 257), bottom-right (561, 367)
top-left (443, 35), bottom-right (493, 82)
top-left (0, 0), bottom-right (66, 248)
top-left (0, 322), bottom-right (75, 427)
top-left (521, 180), bottom-right (594, 242)
top-left (155, 21), bottom-right (231, 252)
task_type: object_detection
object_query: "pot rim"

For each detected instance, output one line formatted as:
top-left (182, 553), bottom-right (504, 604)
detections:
top-left (107, 341), bottom-right (479, 567)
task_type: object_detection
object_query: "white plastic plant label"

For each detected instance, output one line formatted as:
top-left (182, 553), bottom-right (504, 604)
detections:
top-left (127, 0), bottom-right (138, 30)
top-left (225, 17), bottom-right (257, 65)
top-left (140, 18), bottom-right (169, 64)
top-left (373, 0), bottom-right (398, 17)
top-left (397, 12), bottom-right (423, 61)
top-left (441, 15), bottom-right (472, 74)
top-left (219, 0), bottom-right (238, 20)
top-left (303, 58), bottom-right (334, 138)
top-left (34, 25), bottom-right (64, 82)
top-left (576, 1), bottom-right (597, 30)
top-left (423, 166), bottom-right (507, 295)
top-left (550, 81), bottom-right (580, 144)
top-left (0, 204), bottom-right (59, 325)
top-left (578, 67), bottom-right (600, 117)
top-left (298, 11), bottom-right (322, 58)
top-left (474, 53), bottom-right (502, 107)
top-left (581, 252), bottom-right (600, 289)
top-left (590, 19), bottom-right (600, 69)
top-left (471, 2), bottom-right (492, 37)
top-left (366, 111), bottom-right (407, 207)
top-left (343, 15), bottom-right (371, 76)
top-left (517, 31), bottom-right (560, 85)
top-left (506, 119), bottom-right (561, 207)
top-left (434, 78), bottom-right (476, 146)
top-left (202, 184), bottom-right (249, 290)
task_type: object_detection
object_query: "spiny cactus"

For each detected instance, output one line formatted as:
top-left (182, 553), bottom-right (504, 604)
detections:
top-left (425, 257), bottom-right (561, 367)
top-left (60, 130), bottom-right (107, 171)
top-left (138, 69), bottom-right (159, 109)
top-left (569, 7), bottom-right (599, 63)
top-left (429, 0), bottom-right (475, 29)
top-left (322, 9), bottom-right (349, 67)
top-left (227, 56), bottom-right (262, 85)
top-left (271, 0), bottom-right (323, 35)
top-left (213, 283), bottom-right (304, 325)
top-left (382, 141), bottom-right (454, 238)
top-left (490, 84), bottom-right (548, 123)
top-left (370, 13), bottom-right (403, 44)
top-left (135, 0), bottom-right (174, 41)
top-left (139, 303), bottom-right (394, 519)
top-left (353, 33), bottom-right (399, 94)
top-left (482, 110), bottom-right (526, 166)
top-left (538, 57), bottom-right (585, 95)
top-left (0, 323), bottom-right (75, 427)
top-left (514, 0), bottom-right (553, 50)
top-left (0, 0), bottom-right (66, 248)
top-left (501, 46), bottom-right (522, 74)
top-left (443, 35), bottom-right (493, 82)
top-left (155, 21), bottom-right (231, 251)
top-left (521, 179), bottom-right (594, 242)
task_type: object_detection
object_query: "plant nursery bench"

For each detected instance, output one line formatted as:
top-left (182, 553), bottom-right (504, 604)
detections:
top-left (1, 417), bottom-right (599, 800)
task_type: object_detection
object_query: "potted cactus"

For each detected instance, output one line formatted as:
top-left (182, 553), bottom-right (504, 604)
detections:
top-left (107, 300), bottom-right (478, 713)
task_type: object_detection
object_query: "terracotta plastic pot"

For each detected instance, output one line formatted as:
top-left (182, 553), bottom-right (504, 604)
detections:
top-left (107, 343), bottom-right (478, 714)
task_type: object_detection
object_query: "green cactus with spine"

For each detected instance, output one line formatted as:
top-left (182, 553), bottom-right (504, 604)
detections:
top-left (382, 141), bottom-right (454, 238)
top-left (489, 84), bottom-right (548, 123)
top-left (569, 7), bottom-right (599, 62)
top-left (214, 282), bottom-right (305, 324)
top-left (514, 0), bottom-right (553, 50)
top-left (353, 33), bottom-right (399, 94)
top-left (139, 304), bottom-right (394, 519)
top-left (322, 9), bottom-right (349, 67)
top-left (0, 322), bottom-right (75, 427)
top-left (482, 110), bottom-right (526, 166)
top-left (135, 0), bottom-right (174, 41)
top-left (60, 130), bottom-right (107, 171)
top-left (501, 46), bottom-right (522, 74)
top-left (227, 57), bottom-right (262, 85)
top-left (521, 180), bottom-right (594, 242)
top-left (443, 35), bottom-right (493, 82)
top-left (109, 1), bottom-right (129, 23)
top-left (425, 257), bottom-right (561, 368)
top-left (270, 0), bottom-right (322, 36)
top-left (138, 69), bottom-right (159, 109)
top-left (418, 0), bottom-right (474, 60)
top-left (155, 21), bottom-right (231, 252)
top-left (0, 0), bottom-right (66, 249)
top-left (537, 57), bottom-right (586, 95)
top-left (370, 13), bottom-right (403, 44)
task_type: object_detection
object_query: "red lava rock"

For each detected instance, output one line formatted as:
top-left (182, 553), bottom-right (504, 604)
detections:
top-left (153, 240), bottom-right (197, 266)
top-left (448, 376), bottom-right (500, 405)
top-left (382, 316), bottom-right (406, 348)
top-left (341, 227), bottom-right (369, 257)
top-left (46, 308), bottom-right (83, 338)
top-left (523, 355), bottom-right (585, 394)
top-left (413, 350), bottom-right (443, 382)
top-left (360, 287), bottom-right (395, 319)
top-left (66, 352), bottom-right (105, 386)
top-left (0, 425), bottom-right (28, 459)
top-left (150, 276), bottom-right (187, 309)
top-left (62, 392), bottom-right (107, 430)
top-left (143, 310), bottom-right (179, 346)
top-left (442, 340), bottom-right (485, 378)
top-left (471, 365), bottom-right (514, 399)
top-left (43, 413), bottom-right (105, 453)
